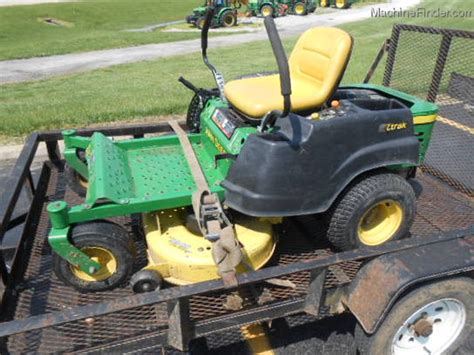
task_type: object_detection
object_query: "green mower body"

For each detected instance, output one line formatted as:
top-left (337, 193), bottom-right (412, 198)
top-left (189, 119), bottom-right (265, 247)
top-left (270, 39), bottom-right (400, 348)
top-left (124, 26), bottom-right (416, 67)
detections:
top-left (48, 83), bottom-right (437, 276)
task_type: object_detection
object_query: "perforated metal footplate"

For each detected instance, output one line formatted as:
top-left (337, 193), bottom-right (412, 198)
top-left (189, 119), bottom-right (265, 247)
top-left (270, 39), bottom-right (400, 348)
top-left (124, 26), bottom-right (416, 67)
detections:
top-left (86, 134), bottom-right (225, 208)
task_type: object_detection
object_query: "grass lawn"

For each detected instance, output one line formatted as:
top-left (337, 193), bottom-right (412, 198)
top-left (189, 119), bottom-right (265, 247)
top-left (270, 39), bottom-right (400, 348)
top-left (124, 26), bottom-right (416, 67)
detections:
top-left (0, 0), bottom-right (202, 60)
top-left (0, 0), bottom-right (387, 61)
top-left (0, 0), bottom-right (472, 140)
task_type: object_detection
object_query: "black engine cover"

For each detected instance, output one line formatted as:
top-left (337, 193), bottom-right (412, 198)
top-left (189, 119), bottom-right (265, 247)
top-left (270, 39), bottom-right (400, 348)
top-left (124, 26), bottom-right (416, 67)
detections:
top-left (221, 101), bottom-right (419, 217)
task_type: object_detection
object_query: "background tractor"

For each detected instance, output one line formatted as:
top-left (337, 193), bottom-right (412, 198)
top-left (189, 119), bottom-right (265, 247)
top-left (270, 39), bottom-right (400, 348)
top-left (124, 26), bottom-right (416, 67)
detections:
top-left (247, 0), bottom-right (282, 17)
top-left (186, 0), bottom-right (240, 29)
top-left (319, 0), bottom-right (352, 9)
top-left (287, 0), bottom-right (317, 15)
top-left (248, 0), bottom-right (317, 17)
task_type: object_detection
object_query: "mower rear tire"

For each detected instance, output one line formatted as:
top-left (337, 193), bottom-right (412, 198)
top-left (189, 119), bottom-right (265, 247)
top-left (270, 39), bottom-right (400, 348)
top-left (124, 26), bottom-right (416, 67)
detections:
top-left (52, 222), bottom-right (134, 292)
top-left (326, 173), bottom-right (415, 250)
top-left (186, 89), bottom-right (219, 132)
top-left (186, 93), bottom-right (203, 132)
top-left (355, 277), bottom-right (474, 355)
top-left (261, 4), bottom-right (274, 17)
top-left (65, 163), bottom-right (88, 197)
top-left (221, 11), bottom-right (237, 27)
top-left (320, 0), bottom-right (330, 7)
top-left (294, 2), bottom-right (307, 15)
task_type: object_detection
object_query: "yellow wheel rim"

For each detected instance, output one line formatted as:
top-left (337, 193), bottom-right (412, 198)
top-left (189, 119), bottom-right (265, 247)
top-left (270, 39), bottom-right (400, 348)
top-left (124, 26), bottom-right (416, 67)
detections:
top-left (223, 15), bottom-right (235, 27)
top-left (335, 0), bottom-right (346, 8)
top-left (70, 247), bottom-right (117, 282)
top-left (358, 200), bottom-right (403, 246)
top-left (78, 175), bottom-right (89, 189)
top-left (198, 19), bottom-right (205, 28)
top-left (295, 4), bottom-right (305, 14)
top-left (320, 0), bottom-right (328, 7)
top-left (262, 7), bottom-right (272, 17)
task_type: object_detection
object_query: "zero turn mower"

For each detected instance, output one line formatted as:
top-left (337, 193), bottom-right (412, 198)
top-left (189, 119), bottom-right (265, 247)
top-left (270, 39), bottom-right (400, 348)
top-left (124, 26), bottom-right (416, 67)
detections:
top-left (48, 8), bottom-right (437, 293)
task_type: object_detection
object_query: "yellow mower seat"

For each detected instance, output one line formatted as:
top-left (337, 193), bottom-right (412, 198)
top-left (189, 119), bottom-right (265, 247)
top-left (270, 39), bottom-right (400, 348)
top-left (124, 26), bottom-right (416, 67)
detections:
top-left (224, 27), bottom-right (353, 118)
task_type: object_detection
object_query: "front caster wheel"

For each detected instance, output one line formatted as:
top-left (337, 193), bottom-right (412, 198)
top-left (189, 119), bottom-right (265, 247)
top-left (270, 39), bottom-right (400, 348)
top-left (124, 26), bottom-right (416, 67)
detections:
top-left (355, 278), bottom-right (474, 354)
top-left (130, 270), bottom-right (162, 293)
top-left (327, 173), bottom-right (416, 250)
top-left (52, 222), bottom-right (134, 292)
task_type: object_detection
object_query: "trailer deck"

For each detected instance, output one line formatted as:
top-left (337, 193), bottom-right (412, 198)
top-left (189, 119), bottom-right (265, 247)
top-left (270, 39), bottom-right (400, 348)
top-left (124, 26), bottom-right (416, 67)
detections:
top-left (0, 142), bottom-right (471, 353)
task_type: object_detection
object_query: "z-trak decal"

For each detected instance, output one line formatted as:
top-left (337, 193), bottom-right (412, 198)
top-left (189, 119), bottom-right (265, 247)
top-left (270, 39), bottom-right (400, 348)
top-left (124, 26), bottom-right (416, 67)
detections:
top-left (380, 122), bottom-right (408, 133)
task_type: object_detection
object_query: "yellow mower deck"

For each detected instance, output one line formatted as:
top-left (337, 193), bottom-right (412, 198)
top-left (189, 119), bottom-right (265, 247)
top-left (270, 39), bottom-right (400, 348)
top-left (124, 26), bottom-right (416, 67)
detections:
top-left (143, 209), bottom-right (277, 285)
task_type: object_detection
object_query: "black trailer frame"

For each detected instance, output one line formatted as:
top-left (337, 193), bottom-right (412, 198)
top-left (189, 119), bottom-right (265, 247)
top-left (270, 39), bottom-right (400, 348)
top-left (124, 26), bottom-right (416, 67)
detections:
top-left (0, 24), bottom-right (473, 353)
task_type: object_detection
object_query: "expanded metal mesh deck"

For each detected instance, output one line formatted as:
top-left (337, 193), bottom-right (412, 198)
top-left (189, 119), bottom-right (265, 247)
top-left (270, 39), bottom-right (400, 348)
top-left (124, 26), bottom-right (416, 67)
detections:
top-left (377, 24), bottom-right (474, 196)
top-left (4, 166), bottom-right (473, 353)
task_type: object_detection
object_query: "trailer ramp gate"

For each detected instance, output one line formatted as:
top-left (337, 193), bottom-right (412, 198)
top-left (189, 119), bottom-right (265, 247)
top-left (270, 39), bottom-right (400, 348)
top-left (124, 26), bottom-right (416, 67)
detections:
top-left (378, 24), bottom-right (474, 196)
top-left (0, 25), bottom-right (472, 353)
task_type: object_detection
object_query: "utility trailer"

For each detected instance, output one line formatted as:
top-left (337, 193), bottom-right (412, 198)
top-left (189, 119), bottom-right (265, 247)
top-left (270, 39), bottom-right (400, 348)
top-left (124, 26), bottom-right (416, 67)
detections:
top-left (0, 24), bottom-right (473, 353)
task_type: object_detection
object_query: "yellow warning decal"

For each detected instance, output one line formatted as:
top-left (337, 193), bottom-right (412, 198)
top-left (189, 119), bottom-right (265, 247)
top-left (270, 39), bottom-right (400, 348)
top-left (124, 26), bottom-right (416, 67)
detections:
top-left (204, 128), bottom-right (226, 154)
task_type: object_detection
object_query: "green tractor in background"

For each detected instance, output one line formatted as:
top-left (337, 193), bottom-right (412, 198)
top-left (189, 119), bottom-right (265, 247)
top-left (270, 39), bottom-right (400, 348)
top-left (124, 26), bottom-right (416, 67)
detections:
top-left (319, 0), bottom-right (352, 9)
top-left (289, 0), bottom-right (318, 15)
top-left (186, 0), bottom-right (240, 29)
top-left (248, 0), bottom-right (317, 17)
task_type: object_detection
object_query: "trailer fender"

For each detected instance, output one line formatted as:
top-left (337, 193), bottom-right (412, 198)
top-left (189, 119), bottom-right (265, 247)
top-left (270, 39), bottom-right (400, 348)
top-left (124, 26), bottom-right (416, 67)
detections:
top-left (344, 234), bottom-right (474, 334)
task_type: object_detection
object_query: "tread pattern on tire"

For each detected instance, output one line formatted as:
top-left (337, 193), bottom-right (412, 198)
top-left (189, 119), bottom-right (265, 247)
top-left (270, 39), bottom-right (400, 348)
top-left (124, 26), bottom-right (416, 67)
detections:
top-left (355, 277), bottom-right (474, 355)
top-left (52, 222), bottom-right (134, 292)
top-left (327, 173), bottom-right (416, 250)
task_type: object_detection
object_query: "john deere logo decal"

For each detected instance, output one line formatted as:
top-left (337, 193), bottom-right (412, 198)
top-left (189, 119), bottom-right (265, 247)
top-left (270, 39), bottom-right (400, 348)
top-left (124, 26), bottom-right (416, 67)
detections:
top-left (380, 122), bottom-right (408, 133)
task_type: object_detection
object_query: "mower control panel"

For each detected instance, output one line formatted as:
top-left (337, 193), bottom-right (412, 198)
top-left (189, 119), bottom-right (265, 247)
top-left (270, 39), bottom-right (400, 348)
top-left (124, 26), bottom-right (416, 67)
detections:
top-left (316, 101), bottom-right (353, 120)
top-left (313, 96), bottom-right (408, 121)
top-left (211, 108), bottom-right (242, 139)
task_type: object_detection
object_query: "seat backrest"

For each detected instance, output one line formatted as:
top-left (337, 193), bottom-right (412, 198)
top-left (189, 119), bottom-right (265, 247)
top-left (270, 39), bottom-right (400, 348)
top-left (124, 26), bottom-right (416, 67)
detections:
top-left (289, 27), bottom-right (353, 101)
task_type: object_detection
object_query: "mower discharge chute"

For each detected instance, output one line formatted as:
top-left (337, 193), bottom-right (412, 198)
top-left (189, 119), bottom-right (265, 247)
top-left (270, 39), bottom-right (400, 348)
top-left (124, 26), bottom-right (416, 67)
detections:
top-left (47, 8), bottom-right (438, 293)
